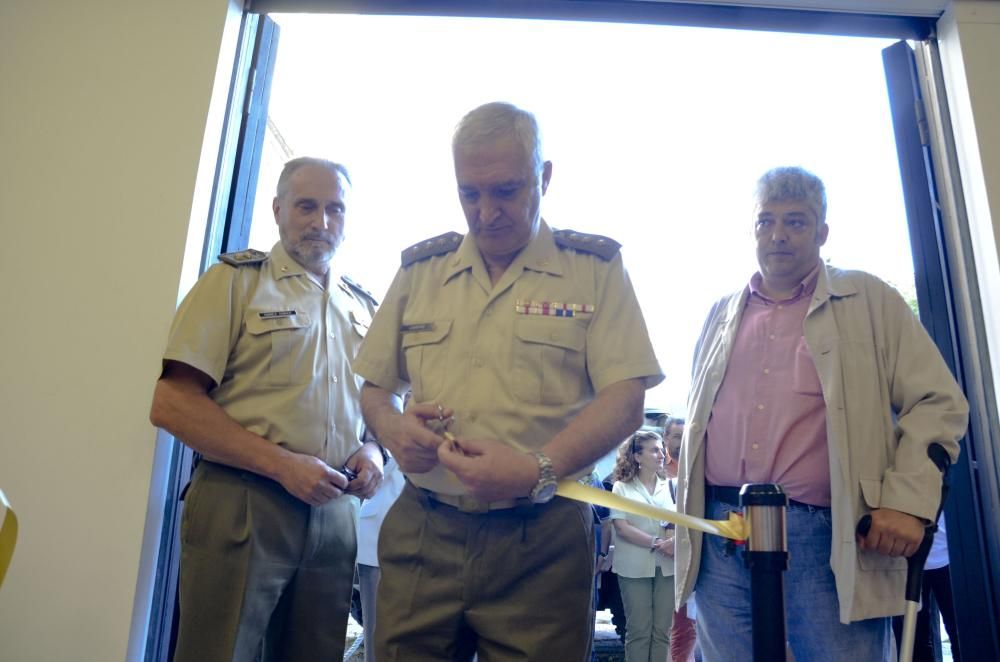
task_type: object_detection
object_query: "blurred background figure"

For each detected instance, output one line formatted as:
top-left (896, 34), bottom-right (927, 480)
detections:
top-left (610, 431), bottom-right (676, 662)
top-left (662, 417), bottom-right (698, 662)
top-left (356, 456), bottom-right (405, 662)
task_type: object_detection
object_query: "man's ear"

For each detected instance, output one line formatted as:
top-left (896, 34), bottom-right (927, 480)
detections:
top-left (816, 221), bottom-right (829, 246)
top-left (540, 161), bottom-right (553, 195)
top-left (272, 196), bottom-right (280, 224)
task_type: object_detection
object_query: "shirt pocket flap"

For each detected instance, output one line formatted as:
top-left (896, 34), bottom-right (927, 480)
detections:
top-left (401, 320), bottom-right (453, 348)
top-left (515, 317), bottom-right (585, 352)
top-left (245, 312), bottom-right (312, 335)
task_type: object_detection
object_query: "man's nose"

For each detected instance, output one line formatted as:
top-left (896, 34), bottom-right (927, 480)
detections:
top-left (479, 198), bottom-right (501, 224)
top-left (769, 222), bottom-right (789, 243)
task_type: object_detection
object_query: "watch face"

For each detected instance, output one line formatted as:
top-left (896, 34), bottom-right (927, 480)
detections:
top-left (534, 482), bottom-right (558, 504)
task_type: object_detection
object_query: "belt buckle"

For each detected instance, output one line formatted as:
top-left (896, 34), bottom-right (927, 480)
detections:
top-left (456, 495), bottom-right (492, 514)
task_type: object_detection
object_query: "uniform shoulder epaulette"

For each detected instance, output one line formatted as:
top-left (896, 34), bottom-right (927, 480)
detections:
top-left (401, 231), bottom-right (463, 267)
top-left (218, 248), bottom-right (268, 267)
top-left (340, 275), bottom-right (379, 307)
top-left (552, 229), bottom-right (621, 261)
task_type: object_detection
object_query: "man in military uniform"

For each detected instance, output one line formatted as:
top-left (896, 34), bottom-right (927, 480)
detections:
top-left (150, 157), bottom-right (384, 662)
top-left (353, 102), bottom-right (663, 660)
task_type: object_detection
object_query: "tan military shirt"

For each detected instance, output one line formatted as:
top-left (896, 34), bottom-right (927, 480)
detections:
top-left (163, 241), bottom-right (376, 466)
top-left (353, 220), bottom-right (663, 494)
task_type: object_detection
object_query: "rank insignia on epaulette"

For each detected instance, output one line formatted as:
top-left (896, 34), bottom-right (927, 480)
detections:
top-left (552, 229), bottom-right (621, 261)
top-left (340, 275), bottom-right (379, 307)
top-left (401, 231), bottom-right (463, 267)
top-left (218, 248), bottom-right (268, 266)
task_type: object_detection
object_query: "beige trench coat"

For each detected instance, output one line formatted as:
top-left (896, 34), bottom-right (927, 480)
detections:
top-left (675, 263), bottom-right (968, 623)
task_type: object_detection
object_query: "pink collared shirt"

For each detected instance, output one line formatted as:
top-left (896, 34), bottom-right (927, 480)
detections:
top-left (704, 264), bottom-right (831, 507)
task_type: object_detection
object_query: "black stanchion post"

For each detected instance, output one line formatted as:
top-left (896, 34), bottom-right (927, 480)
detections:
top-left (741, 484), bottom-right (789, 662)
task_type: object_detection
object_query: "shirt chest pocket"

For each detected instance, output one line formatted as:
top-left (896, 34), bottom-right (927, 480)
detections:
top-left (245, 312), bottom-right (314, 386)
top-left (400, 320), bottom-right (452, 402)
top-left (513, 317), bottom-right (587, 406)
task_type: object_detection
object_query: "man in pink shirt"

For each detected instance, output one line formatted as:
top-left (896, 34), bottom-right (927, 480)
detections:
top-left (674, 167), bottom-right (968, 661)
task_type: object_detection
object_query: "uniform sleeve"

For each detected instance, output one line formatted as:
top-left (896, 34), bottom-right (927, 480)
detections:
top-left (609, 480), bottom-right (629, 521)
top-left (586, 254), bottom-right (664, 392)
top-left (352, 267), bottom-right (411, 397)
top-left (877, 278), bottom-right (968, 521)
top-left (162, 264), bottom-right (244, 387)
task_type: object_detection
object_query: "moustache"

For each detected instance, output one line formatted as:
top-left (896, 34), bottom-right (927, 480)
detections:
top-left (302, 233), bottom-right (335, 244)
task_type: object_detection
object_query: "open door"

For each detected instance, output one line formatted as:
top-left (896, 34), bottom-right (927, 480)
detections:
top-left (144, 14), bottom-right (280, 662)
top-left (883, 39), bottom-right (1000, 660)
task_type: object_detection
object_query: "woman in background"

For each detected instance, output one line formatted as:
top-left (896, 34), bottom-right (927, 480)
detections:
top-left (610, 430), bottom-right (676, 661)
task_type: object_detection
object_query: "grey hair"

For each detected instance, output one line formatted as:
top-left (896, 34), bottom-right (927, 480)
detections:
top-left (754, 166), bottom-right (827, 225)
top-left (275, 157), bottom-right (351, 200)
top-left (452, 102), bottom-right (544, 177)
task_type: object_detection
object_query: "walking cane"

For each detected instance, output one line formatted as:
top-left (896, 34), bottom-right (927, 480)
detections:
top-left (856, 443), bottom-right (951, 662)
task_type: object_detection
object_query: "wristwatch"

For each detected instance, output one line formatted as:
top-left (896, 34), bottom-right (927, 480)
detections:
top-left (529, 451), bottom-right (558, 504)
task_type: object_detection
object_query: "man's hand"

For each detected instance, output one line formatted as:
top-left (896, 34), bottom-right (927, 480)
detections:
top-left (376, 402), bottom-right (452, 474)
top-left (437, 438), bottom-right (538, 502)
top-left (343, 441), bottom-right (385, 499)
top-left (858, 508), bottom-right (925, 557)
top-left (274, 452), bottom-right (349, 507)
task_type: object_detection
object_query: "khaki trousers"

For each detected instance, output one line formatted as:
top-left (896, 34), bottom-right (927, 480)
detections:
top-left (619, 569), bottom-right (674, 662)
top-left (173, 461), bottom-right (358, 662)
top-left (375, 481), bottom-right (595, 661)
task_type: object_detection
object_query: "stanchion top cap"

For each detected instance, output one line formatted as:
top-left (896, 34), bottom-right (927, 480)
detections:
top-left (739, 484), bottom-right (788, 507)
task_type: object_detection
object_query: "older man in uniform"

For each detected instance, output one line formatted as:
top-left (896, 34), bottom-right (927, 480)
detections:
top-left (353, 102), bottom-right (663, 661)
top-left (674, 166), bottom-right (968, 661)
top-left (150, 157), bottom-right (384, 662)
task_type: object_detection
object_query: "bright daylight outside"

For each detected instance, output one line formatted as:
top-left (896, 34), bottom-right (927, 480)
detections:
top-left (247, 13), bottom-right (916, 416)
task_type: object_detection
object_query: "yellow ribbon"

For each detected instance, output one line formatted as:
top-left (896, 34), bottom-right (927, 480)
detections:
top-left (0, 489), bottom-right (18, 589)
top-left (439, 431), bottom-right (748, 540)
top-left (557, 480), bottom-right (750, 541)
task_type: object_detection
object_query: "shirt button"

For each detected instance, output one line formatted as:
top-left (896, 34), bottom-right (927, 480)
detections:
top-left (752, 443), bottom-right (760, 450)
top-left (763, 368), bottom-right (770, 374)
top-left (328, 332), bottom-right (336, 339)
top-left (473, 358), bottom-right (484, 367)
top-left (468, 413), bottom-right (478, 422)
top-left (332, 375), bottom-right (339, 383)
top-left (769, 334), bottom-right (776, 340)
top-left (777, 304), bottom-right (784, 310)
top-left (757, 404), bottom-right (765, 410)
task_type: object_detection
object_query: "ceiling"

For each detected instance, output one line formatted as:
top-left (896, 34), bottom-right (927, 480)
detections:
top-left (658, 0), bottom-right (951, 17)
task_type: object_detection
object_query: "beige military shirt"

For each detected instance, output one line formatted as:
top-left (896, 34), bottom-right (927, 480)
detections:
top-left (353, 220), bottom-right (663, 494)
top-left (163, 240), bottom-right (376, 467)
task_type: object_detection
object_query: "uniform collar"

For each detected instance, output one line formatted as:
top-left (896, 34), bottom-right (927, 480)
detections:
top-left (442, 219), bottom-right (563, 286)
top-left (268, 241), bottom-right (307, 280)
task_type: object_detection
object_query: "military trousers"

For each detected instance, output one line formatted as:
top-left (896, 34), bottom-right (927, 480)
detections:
top-left (173, 460), bottom-right (358, 662)
top-left (375, 480), bottom-right (595, 661)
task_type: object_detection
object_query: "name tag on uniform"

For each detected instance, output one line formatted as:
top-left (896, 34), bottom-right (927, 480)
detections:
top-left (401, 322), bottom-right (435, 333)
top-left (259, 310), bottom-right (296, 319)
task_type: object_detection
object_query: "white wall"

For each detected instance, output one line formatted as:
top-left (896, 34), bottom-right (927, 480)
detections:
top-left (0, 1), bottom-right (997, 661)
top-left (0, 1), bottom-right (240, 659)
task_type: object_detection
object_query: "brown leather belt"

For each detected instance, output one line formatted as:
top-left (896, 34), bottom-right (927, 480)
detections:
top-left (418, 485), bottom-right (534, 514)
